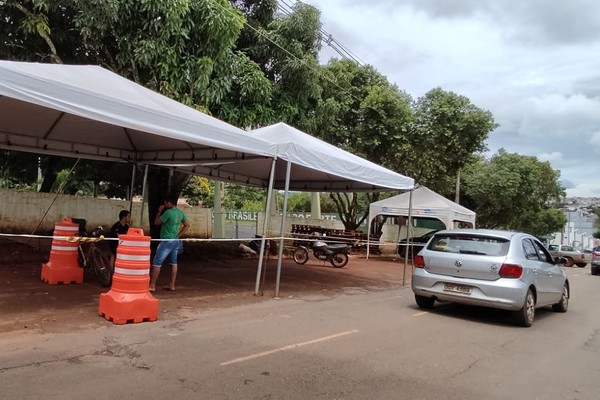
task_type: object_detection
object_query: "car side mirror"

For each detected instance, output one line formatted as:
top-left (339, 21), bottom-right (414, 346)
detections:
top-left (555, 257), bottom-right (566, 266)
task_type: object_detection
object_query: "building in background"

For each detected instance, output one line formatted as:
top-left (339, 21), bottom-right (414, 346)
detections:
top-left (550, 205), bottom-right (598, 250)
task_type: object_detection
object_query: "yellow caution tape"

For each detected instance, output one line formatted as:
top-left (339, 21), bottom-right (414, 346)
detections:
top-left (66, 235), bottom-right (105, 243)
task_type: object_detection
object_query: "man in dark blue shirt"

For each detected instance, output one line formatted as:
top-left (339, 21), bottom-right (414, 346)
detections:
top-left (109, 210), bottom-right (130, 270)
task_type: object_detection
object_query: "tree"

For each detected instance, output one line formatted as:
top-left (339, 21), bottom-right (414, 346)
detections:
top-left (405, 88), bottom-right (497, 195)
top-left (240, 1), bottom-right (323, 131)
top-left (461, 150), bottom-right (567, 236)
top-left (182, 176), bottom-right (214, 207)
top-left (328, 192), bottom-right (373, 231)
top-left (0, 150), bottom-right (39, 189)
top-left (313, 60), bottom-right (414, 230)
top-left (286, 192), bottom-right (311, 212)
top-left (223, 184), bottom-right (266, 210)
top-left (316, 60), bottom-right (413, 167)
top-left (1, 0), bottom-right (275, 236)
top-left (1, 0), bottom-right (79, 63)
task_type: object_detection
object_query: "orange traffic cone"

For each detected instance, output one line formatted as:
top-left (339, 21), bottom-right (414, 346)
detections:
top-left (98, 228), bottom-right (158, 324)
top-left (41, 218), bottom-right (83, 285)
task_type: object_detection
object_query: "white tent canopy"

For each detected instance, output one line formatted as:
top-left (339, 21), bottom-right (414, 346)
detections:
top-left (1, 61), bottom-right (417, 297)
top-left (369, 186), bottom-right (476, 232)
top-left (0, 61), bottom-right (415, 192)
top-left (0, 60), bottom-right (275, 187)
top-left (251, 123), bottom-right (414, 192)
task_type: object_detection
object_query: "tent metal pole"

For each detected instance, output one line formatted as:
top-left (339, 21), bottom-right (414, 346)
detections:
top-left (274, 160), bottom-right (292, 298)
top-left (366, 204), bottom-right (373, 260)
top-left (254, 158), bottom-right (277, 295)
top-left (403, 189), bottom-right (414, 286)
top-left (128, 162), bottom-right (136, 214)
top-left (139, 164), bottom-right (149, 229)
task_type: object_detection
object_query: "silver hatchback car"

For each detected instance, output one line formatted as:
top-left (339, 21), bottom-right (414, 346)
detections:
top-left (411, 229), bottom-right (569, 327)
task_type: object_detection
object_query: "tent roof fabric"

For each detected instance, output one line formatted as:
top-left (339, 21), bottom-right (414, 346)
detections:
top-left (0, 60), bottom-right (275, 186)
top-left (369, 186), bottom-right (476, 227)
top-left (251, 123), bottom-right (414, 192)
top-left (0, 61), bottom-right (414, 192)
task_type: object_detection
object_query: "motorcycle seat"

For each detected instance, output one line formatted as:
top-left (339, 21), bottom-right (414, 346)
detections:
top-left (327, 243), bottom-right (349, 250)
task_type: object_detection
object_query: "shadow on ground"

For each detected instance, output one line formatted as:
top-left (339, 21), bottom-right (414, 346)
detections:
top-left (0, 239), bottom-right (412, 334)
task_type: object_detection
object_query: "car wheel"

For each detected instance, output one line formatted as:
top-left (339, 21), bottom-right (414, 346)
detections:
top-left (563, 257), bottom-right (574, 268)
top-left (591, 266), bottom-right (598, 276)
top-left (552, 282), bottom-right (569, 313)
top-left (576, 263), bottom-right (587, 268)
top-left (515, 289), bottom-right (535, 327)
top-left (415, 295), bottom-right (435, 309)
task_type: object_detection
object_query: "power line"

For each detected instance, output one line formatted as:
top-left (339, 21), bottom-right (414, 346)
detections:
top-left (214, 0), bottom-right (370, 109)
top-left (276, 0), bottom-right (365, 65)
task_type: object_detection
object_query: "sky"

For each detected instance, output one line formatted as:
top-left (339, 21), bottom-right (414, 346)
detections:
top-left (304, 0), bottom-right (600, 197)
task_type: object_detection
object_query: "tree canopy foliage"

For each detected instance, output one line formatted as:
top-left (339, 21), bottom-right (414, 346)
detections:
top-left (461, 150), bottom-right (566, 236)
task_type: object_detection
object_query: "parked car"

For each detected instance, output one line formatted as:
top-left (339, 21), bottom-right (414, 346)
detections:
top-left (546, 244), bottom-right (590, 268)
top-left (411, 229), bottom-right (569, 327)
top-left (397, 230), bottom-right (439, 258)
top-left (591, 247), bottom-right (600, 275)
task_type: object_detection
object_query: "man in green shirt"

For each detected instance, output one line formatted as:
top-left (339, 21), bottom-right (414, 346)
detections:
top-left (149, 197), bottom-right (190, 292)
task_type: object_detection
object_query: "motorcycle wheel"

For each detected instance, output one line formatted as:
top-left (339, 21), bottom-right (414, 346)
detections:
top-left (330, 253), bottom-right (349, 268)
top-left (293, 247), bottom-right (309, 265)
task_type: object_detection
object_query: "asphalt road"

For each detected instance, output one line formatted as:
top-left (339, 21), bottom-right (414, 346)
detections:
top-left (1, 267), bottom-right (599, 400)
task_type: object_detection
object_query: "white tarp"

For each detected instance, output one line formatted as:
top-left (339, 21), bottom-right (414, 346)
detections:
top-left (0, 60), bottom-right (274, 187)
top-left (369, 186), bottom-right (476, 231)
top-left (0, 61), bottom-right (414, 192)
top-left (251, 123), bottom-right (414, 192)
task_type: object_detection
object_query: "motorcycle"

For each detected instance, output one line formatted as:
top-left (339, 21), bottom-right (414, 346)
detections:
top-left (293, 236), bottom-right (351, 268)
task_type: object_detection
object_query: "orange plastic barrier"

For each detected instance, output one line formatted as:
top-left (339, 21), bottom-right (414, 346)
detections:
top-left (98, 228), bottom-right (158, 324)
top-left (41, 218), bottom-right (83, 285)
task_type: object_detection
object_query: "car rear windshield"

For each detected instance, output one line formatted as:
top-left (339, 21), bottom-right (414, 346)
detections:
top-left (426, 234), bottom-right (510, 256)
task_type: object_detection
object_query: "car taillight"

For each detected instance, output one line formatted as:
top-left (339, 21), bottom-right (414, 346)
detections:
top-left (499, 263), bottom-right (523, 279)
top-left (414, 255), bottom-right (425, 268)
top-left (593, 253), bottom-right (598, 260)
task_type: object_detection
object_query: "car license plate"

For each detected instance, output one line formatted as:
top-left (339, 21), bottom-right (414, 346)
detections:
top-left (443, 283), bottom-right (472, 295)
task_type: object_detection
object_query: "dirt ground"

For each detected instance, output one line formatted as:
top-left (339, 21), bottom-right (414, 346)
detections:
top-left (0, 238), bottom-right (413, 335)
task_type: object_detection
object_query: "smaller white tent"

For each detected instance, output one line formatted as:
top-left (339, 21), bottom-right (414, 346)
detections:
top-left (368, 186), bottom-right (476, 235)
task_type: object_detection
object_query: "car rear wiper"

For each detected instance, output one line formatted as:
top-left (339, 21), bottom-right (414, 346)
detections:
top-left (459, 250), bottom-right (487, 255)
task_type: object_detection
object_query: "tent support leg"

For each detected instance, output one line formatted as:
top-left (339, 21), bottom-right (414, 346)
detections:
top-left (274, 160), bottom-right (291, 299)
top-left (128, 162), bottom-right (136, 213)
top-left (139, 164), bottom-right (149, 228)
top-left (254, 158), bottom-right (277, 295)
top-left (403, 189), bottom-right (414, 287)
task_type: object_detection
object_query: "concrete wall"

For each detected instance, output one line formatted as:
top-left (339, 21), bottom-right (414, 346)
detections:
top-left (0, 189), bottom-right (211, 237)
top-left (257, 212), bottom-right (345, 238)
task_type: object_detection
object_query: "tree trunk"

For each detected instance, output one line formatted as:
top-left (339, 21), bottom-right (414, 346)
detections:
top-left (147, 167), bottom-right (190, 238)
top-left (38, 157), bottom-right (59, 192)
top-left (330, 192), bottom-right (360, 231)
